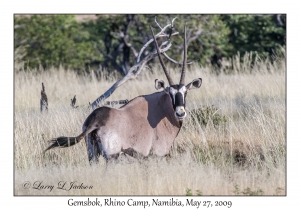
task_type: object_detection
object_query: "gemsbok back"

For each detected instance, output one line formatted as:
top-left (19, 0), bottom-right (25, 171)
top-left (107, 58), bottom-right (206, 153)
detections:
top-left (45, 24), bottom-right (202, 163)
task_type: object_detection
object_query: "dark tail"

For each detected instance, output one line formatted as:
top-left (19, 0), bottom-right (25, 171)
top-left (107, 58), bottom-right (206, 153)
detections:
top-left (44, 120), bottom-right (97, 153)
top-left (44, 131), bottom-right (89, 153)
top-left (44, 122), bottom-right (97, 153)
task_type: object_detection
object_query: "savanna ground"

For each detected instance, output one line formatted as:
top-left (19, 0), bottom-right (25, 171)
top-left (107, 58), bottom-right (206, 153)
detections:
top-left (14, 55), bottom-right (286, 195)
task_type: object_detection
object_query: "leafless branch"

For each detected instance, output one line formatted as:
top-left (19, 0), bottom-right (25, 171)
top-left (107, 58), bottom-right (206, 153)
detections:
top-left (168, 17), bottom-right (177, 40)
top-left (91, 42), bottom-right (173, 109)
top-left (162, 52), bottom-right (199, 65)
top-left (154, 16), bottom-right (163, 30)
top-left (136, 31), bottom-right (179, 63)
top-left (187, 29), bottom-right (202, 45)
top-left (136, 17), bottom-right (179, 62)
top-left (123, 38), bottom-right (139, 57)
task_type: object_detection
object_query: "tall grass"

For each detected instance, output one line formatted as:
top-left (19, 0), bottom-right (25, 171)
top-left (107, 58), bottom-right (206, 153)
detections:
top-left (14, 56), bottom-right (285, 195)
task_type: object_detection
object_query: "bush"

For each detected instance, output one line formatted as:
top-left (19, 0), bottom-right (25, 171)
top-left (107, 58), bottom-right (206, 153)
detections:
top-left (234, 185), bottom-right (264, 196)
top-left (14, 15), bottom-right (100, 71)
top-left (189, 105), bottom-right (227, 129)
top-left (221, 14), bottom-right (286, 60)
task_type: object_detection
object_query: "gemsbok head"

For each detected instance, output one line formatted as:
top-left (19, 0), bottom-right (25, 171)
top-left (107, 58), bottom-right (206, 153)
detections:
top-left (45, 23), bottom-right (202, 163)
top-left (151, 25), bottom-right (202, 121)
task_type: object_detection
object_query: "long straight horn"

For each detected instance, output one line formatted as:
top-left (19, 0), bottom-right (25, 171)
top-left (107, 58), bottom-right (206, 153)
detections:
top-left (179, 23), bottom-right (187, 85)
top-left (150, 26), bottom-right (174, 86)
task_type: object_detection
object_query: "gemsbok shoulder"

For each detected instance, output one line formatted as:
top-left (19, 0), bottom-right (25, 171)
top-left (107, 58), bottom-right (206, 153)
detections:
top-left (45, 24), bottom-right (202, 163)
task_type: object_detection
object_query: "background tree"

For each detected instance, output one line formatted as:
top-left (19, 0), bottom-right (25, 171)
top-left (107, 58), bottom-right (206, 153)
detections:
top-left (14, 14), bottom-right (286, 74)
top-left (220, 14), bottom-right (286, 59)
top-left (14, 15), bottom-right (100, 71)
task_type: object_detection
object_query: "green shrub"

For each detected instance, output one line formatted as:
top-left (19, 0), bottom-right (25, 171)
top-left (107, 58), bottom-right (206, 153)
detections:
top-left (189, 105), bottom-right (227, 129)
top-left (186, 188), bottom-right (202, 196)
top-left (186, 188), bottom-right (193, 196)
top-left (14, 15), bottom-right (100, 71)
top-left (221, 15), bottom-right (286, 63)
top-left (234, 185), bottom-right (264, 196)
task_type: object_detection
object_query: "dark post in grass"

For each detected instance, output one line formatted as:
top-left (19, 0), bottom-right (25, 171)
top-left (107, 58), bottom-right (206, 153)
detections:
top-left (40, 82), bottom-right (48, 112)
top-left (71, 95), bottom-right (78, 109)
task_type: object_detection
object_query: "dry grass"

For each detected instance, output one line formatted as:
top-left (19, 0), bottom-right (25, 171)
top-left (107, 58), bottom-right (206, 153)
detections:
top-left (14, 57), bottom-right (286, 196)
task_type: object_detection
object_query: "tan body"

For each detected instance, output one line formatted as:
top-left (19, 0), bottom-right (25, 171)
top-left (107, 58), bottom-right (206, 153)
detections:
top-left (84, 91), bottom-right (181, 161)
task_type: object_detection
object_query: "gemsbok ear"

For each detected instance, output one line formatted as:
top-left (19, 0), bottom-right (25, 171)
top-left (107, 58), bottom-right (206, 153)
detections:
top-left (186, 78), bottom-right (202, 90)
top-left (155, 79), bottom-right (166, 90)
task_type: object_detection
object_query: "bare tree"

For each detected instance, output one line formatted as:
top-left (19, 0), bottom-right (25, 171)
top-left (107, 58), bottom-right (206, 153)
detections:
top-left (91, 17), bottom-right (182, 109)
top-left (96, 15), bottom-right (199, 76)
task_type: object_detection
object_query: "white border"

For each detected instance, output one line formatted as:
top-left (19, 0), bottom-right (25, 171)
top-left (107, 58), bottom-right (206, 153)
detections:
top-left (2, 1), bottom-right (297, 209)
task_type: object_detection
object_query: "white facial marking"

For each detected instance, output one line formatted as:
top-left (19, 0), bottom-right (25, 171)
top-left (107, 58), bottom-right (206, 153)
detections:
top-left (169, 87), bottom-right (178, 104)
top-left (179, 86), bottom-right (187, 104)
top-left (176, 106), bottom-right (185, 114)
top-left (175, 106), bottom-right (187, 119)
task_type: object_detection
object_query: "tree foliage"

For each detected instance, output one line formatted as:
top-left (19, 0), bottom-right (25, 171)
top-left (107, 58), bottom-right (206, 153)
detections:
top-left (14, 15), bottom-right (100, 71)
top-left (221, 14), bottom-right (286, 58)
top-left (14, 14), bottom-right (286, 74)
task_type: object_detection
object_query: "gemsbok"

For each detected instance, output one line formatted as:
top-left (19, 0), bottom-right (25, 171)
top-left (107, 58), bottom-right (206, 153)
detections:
top-left (45, 23), bottom-right (202, 163)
